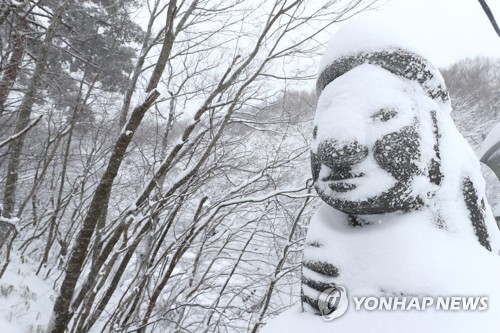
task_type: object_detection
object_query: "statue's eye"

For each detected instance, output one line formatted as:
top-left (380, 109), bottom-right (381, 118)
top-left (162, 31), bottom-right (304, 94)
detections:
top-left (313, 126), bottom-right (318, 139)
top-left (371, 109), bottom-right (397, 122)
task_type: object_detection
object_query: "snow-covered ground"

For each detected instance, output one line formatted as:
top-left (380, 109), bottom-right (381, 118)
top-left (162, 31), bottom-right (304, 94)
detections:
top-left (0, 258), bottom-right (55, 333)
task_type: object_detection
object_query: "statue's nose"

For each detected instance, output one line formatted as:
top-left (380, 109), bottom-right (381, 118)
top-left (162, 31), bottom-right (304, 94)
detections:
top-left (316, 140), bottom-right (368, 168)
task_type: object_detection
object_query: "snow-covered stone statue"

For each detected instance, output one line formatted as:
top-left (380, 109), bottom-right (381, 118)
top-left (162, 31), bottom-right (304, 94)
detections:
top-left (264, 22), bottom-right (500, 333)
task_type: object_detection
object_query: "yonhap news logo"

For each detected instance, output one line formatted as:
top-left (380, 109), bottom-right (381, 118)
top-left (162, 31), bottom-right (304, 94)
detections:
top-left (318, 286), bottom-right (488, 321)
top-left (317, 286), bottom-right (349, 321)
top-left (351, 295), bottom-right (488, 311)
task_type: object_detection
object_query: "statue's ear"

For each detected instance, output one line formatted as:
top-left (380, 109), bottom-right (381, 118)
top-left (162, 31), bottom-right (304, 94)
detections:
top-left (461, 176), bottom-right (492, 251)
top-left (427, 110), bottom-right (443, 185)
top-left (311, 152), bottom-right (321, 182)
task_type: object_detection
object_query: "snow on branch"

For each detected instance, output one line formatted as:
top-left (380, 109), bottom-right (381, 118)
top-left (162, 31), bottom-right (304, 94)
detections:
top-left (0, 115), bottom-right (43, 149)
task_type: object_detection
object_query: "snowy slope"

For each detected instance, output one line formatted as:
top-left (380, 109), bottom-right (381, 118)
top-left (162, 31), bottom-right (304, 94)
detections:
top-left (0, 258), bottom-right (55, 333)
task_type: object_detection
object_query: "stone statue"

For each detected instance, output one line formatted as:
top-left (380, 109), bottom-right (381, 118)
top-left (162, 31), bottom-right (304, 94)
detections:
top-left (262, 23), bottom-right (500, 333)
top-left (299, 26), bottom-right (500, 315)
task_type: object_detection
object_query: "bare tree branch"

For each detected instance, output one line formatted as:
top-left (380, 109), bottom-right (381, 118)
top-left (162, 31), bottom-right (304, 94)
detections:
top-left (0, 115), bottom-right (43, 149)
top-left (478, 0), bottom-right (500, 38)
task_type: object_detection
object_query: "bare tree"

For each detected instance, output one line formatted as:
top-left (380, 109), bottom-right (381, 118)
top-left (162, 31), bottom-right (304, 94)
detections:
top-left (0, 1), bottom-right (381, 332)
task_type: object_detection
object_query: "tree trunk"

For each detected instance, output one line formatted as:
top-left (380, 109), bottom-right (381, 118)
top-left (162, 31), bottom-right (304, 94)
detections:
top-left (47, 90), bottom-right (159, 333)
top-left (2, 0), bottom-right (71, 218)
top-left (0, 12), bottom-right (27, 116)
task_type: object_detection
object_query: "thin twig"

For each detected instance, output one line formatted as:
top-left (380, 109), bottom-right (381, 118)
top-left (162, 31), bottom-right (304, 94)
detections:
top-left (0, 115), bottom-right (43, 149)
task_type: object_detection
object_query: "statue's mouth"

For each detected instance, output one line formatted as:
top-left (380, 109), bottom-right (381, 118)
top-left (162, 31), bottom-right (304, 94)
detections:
top-left (322, 171), bottom-right (364, 192)
top-left (328, 182), bottom-right (357, 192)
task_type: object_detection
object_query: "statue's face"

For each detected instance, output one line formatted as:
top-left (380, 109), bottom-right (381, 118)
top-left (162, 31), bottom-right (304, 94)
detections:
top-left (311, 65), bottom-right (432, 214)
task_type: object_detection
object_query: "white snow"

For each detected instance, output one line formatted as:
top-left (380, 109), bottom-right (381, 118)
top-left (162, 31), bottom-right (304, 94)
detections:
top-left (0, 216), bottom-right (20, 224)
top-left (0, 258), bottom-right (55, 333)
top-left (318, 17), bottom-right (419, 75)
top-left (317, 17), bottom-right (452, 115)
top-left (313, 65), bottom-right (421, 148)
top-left (305, 205), bottom-right (498, 293)
top-left (262, 205), bottom-right (500, 333)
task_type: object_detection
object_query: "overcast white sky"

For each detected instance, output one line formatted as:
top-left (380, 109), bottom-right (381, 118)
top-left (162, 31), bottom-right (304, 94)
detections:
top-left (351, 0), bottom-right (500, 67)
